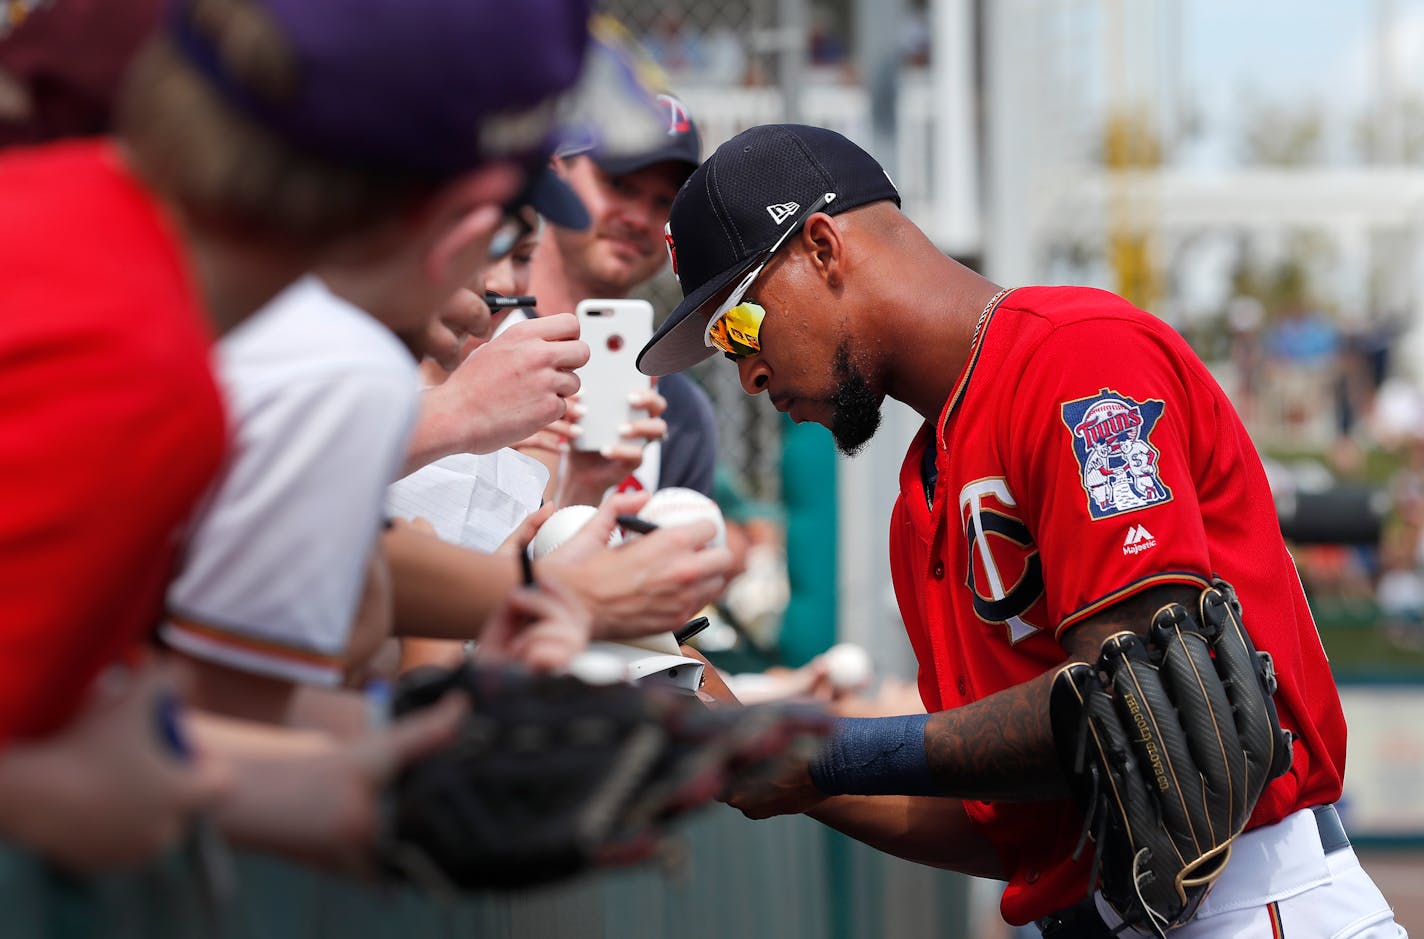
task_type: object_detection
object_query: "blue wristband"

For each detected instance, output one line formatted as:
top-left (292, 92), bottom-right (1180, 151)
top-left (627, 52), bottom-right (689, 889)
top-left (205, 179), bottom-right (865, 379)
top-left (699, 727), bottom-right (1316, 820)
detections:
top-left (807, 714), bottom-right (940, 796)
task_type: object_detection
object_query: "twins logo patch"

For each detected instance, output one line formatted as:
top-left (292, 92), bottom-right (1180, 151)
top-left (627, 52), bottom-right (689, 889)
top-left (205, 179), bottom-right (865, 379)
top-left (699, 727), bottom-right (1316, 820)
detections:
top-left (1061, 389), bottom-right (1172, 520)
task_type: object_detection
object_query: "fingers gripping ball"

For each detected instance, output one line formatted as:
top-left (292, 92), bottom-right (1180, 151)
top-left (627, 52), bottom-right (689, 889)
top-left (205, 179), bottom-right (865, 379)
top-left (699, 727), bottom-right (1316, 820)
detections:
top-left (530, 505), bottom-right (623, 559)
top-left (1049, 580), bottom-right (1293, 938)
top-left (636, 488), bottom-right (726, 549)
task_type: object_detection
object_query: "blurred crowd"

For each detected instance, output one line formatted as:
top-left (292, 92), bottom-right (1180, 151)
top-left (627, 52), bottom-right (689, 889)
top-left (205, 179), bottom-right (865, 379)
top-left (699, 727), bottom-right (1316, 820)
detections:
top-left (0, 0), bottom-right (851, 890)
top-left (1201, 290), bottom-right (1424, 653)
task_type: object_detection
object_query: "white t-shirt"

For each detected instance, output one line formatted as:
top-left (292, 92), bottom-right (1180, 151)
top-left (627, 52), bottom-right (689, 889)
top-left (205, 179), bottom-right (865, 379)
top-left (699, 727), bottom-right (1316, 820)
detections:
top-left (162, 276), bottom-right (419, 685)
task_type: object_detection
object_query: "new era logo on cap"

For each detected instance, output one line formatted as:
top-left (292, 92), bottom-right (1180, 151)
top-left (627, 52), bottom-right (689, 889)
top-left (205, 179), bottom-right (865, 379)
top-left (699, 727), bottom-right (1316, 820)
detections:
top-left (637, 124), bottom-right (902, 377)
top-left (766, 202), bottom-right (801, 225)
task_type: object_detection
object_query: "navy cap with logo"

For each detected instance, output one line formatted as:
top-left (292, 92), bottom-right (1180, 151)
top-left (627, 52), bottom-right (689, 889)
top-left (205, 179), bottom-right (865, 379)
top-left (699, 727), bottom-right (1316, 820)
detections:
top-left (590, 93), bottom-right (701, 181)
top-left (165, 0), bottom-right (597, 177)
top-left (637, 124), bottom-right (899, 376)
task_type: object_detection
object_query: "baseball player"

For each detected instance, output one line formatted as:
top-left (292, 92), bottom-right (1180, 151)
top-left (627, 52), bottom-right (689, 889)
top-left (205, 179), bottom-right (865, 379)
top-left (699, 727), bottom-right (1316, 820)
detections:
top-left (636, 125), bottom-right (1403, 937)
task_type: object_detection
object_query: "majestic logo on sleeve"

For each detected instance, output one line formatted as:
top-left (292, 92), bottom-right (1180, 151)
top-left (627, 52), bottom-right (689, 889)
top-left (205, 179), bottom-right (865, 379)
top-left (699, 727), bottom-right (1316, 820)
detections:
top-left (1062, 389), bottom-right (1172, 520)
top-left (959, 478), bottom-right (1046, 643)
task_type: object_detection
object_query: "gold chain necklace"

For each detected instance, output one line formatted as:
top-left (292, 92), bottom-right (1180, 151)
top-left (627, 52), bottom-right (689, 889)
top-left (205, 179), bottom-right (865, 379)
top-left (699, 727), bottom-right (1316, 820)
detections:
top-left (971, 287), bottom-right (1012, 351)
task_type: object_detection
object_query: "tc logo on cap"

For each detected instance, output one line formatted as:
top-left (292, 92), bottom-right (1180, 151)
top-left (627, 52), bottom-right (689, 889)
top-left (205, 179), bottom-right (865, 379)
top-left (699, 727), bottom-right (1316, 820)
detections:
top-left (664, 222), bottom-right (680, 282)
top-left (657, 94), bottom-right (692, 136)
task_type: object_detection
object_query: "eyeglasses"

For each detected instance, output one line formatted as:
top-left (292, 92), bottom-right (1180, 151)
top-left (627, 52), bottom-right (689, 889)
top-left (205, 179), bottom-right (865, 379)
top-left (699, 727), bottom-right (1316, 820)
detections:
top-left (703, 191), bottom-right (837, 359)
top-left (488, 209), bottom-right (536, 262)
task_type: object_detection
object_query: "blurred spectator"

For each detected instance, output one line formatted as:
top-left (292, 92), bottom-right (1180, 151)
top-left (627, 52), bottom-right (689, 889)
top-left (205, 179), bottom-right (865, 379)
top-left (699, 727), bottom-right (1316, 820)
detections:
top-left (642, 12), bottom-right (705, 75)
top-left (1226, 295), bottom-right (1265, 424)
top-left (0, 0), bottom-right (163, 147)
top-left (639, 11), bottom-right (745, 84)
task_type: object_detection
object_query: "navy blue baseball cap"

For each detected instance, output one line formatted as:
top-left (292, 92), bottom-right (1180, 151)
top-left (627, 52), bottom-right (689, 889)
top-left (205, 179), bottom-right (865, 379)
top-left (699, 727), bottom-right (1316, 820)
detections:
top-left (165, 0), bottom-right (596, 176)
top-left (637, 124), bottom-right (899, 376)
top-left (525, 167), bottom-right (589, 230)
top-left (586, 93), bottom-right (701, 181)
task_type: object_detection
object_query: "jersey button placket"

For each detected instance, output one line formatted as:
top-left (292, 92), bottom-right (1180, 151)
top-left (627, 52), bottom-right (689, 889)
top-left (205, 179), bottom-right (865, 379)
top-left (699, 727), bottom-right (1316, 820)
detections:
top-left (931, 560), bottom-right (945, 580)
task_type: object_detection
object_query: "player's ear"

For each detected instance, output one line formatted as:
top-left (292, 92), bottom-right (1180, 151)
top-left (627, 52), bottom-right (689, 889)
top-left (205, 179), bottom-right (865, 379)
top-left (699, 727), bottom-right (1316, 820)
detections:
top-left (802, 212), bottom-right (844, 288)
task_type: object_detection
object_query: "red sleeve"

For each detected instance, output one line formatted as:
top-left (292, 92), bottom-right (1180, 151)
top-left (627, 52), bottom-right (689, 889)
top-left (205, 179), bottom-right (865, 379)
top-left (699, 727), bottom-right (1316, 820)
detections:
top-left (1003, 319), bottom-right (1213, 638)
top-left (0, 310), bottom-right (224, 745)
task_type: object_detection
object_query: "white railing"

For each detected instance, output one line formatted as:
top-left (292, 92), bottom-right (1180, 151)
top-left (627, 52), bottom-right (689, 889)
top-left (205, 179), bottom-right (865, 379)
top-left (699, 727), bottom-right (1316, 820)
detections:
top-left (676, 74), bottom-right (939, 234)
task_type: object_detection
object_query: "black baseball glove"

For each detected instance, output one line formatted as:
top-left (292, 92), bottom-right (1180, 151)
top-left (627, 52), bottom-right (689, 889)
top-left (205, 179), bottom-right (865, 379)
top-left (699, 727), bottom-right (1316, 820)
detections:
top-left (380, 663), bottom-right (829, 892)
top-left (1049, 580), bottom-right (1294, 937)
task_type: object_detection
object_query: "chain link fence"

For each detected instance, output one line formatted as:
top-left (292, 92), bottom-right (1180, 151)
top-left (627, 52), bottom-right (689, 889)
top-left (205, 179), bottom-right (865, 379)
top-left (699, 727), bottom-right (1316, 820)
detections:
top-left (607, 0), bottom-right (933, 503)
top-left (608, 0), bottom-right (807, 503)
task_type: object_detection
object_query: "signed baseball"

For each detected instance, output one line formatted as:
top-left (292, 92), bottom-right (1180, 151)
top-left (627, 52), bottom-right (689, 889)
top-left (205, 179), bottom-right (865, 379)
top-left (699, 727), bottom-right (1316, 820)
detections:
top-left (637, 487), bottom-right (727, 549)
top-left (821, 642), bottom-right (873, 691)
top-left (529, 504), bottom-right (622, 559)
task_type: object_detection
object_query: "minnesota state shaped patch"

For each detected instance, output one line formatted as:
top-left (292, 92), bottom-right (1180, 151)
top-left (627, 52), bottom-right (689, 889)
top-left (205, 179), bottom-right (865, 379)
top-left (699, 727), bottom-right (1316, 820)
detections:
top-left (1061, 389), bottom-right (1172, 520)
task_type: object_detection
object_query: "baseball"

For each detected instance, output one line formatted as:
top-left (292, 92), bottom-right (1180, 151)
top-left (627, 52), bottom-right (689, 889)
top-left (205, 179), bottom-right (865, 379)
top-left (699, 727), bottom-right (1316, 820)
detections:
top-left (529, 504), bottom-right (622, 559)
top-left (636, 487), bottom-right (727, 549)
top-left (821, 642), bottom-right (873, 691)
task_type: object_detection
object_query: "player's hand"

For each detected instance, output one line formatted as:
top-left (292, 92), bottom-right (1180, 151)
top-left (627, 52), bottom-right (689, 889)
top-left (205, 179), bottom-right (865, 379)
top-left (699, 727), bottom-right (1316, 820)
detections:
top-left (554, 388), bottom-right (668, 507)
top-left (0, 657), bottom-right (229, 873)
top-left (720, 748), bottom-right (827, 820)
top-left (539, 492), bottom-right (734, 641)
top-left (416, 313), bottom-right (588, 460)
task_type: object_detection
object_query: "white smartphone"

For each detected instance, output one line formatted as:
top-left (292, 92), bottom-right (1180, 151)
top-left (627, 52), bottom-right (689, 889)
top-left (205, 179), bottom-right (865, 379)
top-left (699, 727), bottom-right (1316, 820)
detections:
top-left (572, 298), bottom-right (655, 452)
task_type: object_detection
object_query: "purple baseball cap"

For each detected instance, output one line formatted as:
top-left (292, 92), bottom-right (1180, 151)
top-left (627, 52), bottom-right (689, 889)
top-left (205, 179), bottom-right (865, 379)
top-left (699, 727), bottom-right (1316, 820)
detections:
top-left (165, 0), bottom-right (594, 176)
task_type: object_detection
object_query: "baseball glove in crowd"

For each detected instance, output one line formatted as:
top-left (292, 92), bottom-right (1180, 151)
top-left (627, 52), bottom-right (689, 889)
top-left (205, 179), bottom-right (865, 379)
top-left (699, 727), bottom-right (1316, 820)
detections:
top-left (380, 663), bottom-right (829, 891)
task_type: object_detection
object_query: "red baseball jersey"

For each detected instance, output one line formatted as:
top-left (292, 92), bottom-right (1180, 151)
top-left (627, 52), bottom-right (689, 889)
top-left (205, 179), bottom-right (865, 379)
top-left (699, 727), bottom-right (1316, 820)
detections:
top-left (0, 140), bottom-right (226, 745)
top-left (888, 286), bottom-right (1345, 925)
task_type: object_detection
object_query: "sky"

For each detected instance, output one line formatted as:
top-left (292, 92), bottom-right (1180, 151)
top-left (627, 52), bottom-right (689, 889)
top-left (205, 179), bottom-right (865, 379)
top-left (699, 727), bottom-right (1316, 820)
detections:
top-left (1179, 0), bottom-right (1424, 166)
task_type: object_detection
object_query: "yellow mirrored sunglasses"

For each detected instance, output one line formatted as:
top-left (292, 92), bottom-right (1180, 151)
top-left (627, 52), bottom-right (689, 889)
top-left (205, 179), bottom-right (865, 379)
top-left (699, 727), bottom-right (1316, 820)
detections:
top-left (701, 191), bottom-right (837, 360)
top-left (705, 301), bottom-right (767, 358)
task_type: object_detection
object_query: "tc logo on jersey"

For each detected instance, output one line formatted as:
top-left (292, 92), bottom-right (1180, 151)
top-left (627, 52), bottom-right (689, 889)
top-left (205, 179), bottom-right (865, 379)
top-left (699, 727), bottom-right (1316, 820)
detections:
top-left (959, 478), bottom-right (1047, 643)
top-left (1061, 389), bottom-right (1172, 520)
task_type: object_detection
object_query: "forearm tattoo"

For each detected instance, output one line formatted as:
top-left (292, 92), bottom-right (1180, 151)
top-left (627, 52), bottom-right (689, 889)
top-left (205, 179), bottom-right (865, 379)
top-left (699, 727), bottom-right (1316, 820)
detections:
top-left (922, 583), bottom-right (1200, 801)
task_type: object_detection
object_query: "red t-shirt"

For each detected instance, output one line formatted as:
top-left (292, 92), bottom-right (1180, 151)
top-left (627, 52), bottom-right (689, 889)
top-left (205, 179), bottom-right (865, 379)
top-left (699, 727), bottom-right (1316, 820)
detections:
top-left (888, 286), bottom-right (1345, 925)
top-left (0, 140), bottom-right (226, 744)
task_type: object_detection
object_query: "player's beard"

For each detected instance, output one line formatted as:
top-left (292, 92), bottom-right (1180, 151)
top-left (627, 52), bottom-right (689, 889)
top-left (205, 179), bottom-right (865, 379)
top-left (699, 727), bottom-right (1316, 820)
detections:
top-left (828, 342), bottom-right (882, 456)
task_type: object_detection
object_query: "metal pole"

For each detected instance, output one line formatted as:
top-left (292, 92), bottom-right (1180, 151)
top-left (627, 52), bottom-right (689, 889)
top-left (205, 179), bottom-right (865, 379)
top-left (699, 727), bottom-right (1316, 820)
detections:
top-left (775, 0), bottom-right (807, 123)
